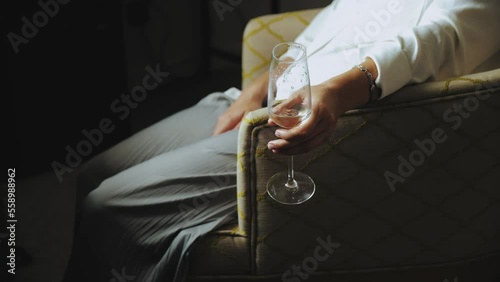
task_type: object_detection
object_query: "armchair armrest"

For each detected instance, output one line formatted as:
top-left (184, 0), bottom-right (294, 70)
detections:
top-left (236, 68), bottom-right (500, 275)
top-left (241, 8), bottom-right (322, 89)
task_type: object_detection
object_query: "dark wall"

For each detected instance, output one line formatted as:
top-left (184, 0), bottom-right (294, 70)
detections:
top-left (6, 0), bottom-right (129, 179)
top-left (6, 0), bottom-right (332, 179)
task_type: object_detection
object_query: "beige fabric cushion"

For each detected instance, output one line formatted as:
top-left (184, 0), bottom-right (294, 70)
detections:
top-left (241, 8), bottom-right (322, 89)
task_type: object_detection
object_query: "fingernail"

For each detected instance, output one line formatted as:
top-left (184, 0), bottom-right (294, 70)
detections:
top-left (268, 142), bottom-right (276, 150)
top-left (275, 130), bottom-right (283, 138)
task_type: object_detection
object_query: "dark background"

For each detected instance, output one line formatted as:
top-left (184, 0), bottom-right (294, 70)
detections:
top-left (6, 0), bottom-right (331, 180)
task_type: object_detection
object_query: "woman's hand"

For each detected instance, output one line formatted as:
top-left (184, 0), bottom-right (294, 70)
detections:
top-left (267, 58), bottom-right (377, 155)
top-left (212, 71), bottom-right (269, 135)
top-left (212, 92), bottom-right (263, 135)
top-left (267, 84), bottom-right (341, 155)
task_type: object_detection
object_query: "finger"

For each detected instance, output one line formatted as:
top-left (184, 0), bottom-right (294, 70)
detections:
top-left (212, 124), bottom-right (223, 136)
top-left (212, 115), bottom-right (236, 135)
top-left (268, 121), bottom-right (322, 152)
top-left (269, 128), bottom-right (330, 155)
top-left (232, 120), bottom-right (242, 130)
top-left (285, 118), bottom-right (336, 153)
top-left (269, 118), bottom-right (337, 155)
top-left (272, 92), bottom-right (303, 111)
top-left (286, 119), bottom-right (337, 154)
top-left (274, 107), bottom-right (320, 142)
top-left (271, 88), bottom-right (307, 114)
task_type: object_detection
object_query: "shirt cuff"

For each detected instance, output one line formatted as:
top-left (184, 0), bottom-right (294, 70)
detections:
top-left (358, 41), bottom-right (413, 99)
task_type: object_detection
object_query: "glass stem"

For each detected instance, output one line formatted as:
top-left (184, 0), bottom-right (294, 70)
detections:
top-left (285, 155), bottom-right (298, 191)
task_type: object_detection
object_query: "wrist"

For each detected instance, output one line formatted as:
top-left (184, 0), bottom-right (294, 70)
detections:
top-left (324, 57), bottom-right (380, 111)
top-left (354, 58), bottom-right (380, 103)
top-left (322, 68), bottom-right (370, 114)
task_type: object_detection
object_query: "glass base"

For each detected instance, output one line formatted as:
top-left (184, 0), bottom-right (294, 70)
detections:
top-left (266, 171), bottom-right (316, 205)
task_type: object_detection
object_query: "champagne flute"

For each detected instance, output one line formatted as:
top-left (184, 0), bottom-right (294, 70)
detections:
top-left (266, 42), bottom-right (316, 205)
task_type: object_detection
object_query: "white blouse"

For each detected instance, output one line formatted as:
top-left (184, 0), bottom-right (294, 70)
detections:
top-left (294, 0), bottom-right (500, 99)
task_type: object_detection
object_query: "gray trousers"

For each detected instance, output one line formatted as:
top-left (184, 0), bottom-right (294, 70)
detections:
top-left (63, 92), bottom-right (239, 282)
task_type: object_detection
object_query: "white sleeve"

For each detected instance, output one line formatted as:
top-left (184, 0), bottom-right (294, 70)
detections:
top-left (359, 0), bottom-right (500, 99)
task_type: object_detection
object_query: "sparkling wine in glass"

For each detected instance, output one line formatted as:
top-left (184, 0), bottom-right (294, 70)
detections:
top-left (266, 42), bottom-right (316, 205)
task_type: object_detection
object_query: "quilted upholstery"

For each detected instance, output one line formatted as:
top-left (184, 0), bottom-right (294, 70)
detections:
top-left (237, 70), bottom-right (500, 281)
top-left (188, 8), bottom-right (500, 282)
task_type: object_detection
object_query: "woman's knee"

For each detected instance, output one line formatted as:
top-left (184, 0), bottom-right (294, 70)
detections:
top-left (75, 156), bottom-right (119, 205)
top-left (80, 183), bottom-right (114, 219)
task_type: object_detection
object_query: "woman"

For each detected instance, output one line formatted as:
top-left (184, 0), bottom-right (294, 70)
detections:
top-left (63, 0), bottom-right (500, 281)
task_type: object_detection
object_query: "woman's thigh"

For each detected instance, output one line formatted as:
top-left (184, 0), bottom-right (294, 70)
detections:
top-left (75, 92), bottom-right (234, 200)
top-left (87, 128), bottom-right (239, 206)
top-left (80, 129), bottom-right (239, 267)
top-left (64, 129), bottom-right (239, 282)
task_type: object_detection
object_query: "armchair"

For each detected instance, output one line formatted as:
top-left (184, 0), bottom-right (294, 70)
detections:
top-left (187, 8), bottom-right (500, 282)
